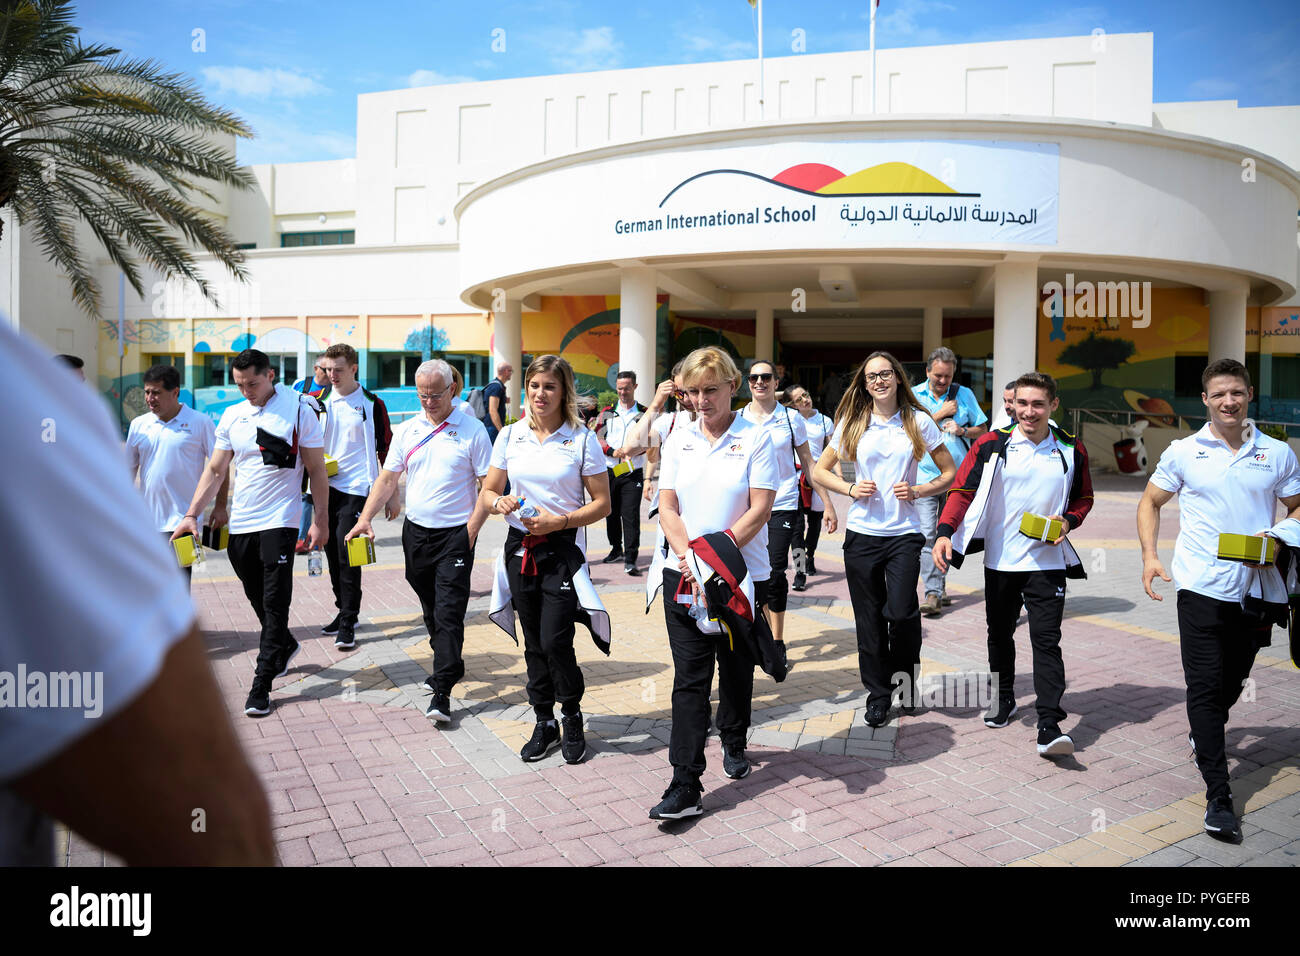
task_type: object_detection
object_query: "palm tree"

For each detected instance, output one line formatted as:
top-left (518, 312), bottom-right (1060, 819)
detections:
top-left (0, 0), bottom-right (253, 318)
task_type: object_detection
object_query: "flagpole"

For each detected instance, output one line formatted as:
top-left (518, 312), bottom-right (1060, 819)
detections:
top-left (870, 0), bottom-right (877, 113)
top-left (757, 0), bottom-right (764, 119)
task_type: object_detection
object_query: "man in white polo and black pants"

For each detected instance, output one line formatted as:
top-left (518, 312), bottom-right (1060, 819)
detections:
top-left (316, 343), bottom-right (395, 650)
top-left (597, 369), bottom-right (647, 575)
top-left (1138, 358), bottom-right (1300, 842)
top-left (173, 348), bottom-right (330, 717)
top-left (127, 363), bottom-right (227, 587)
top-left (934, 371), bottom-right (1094, 759)
top-left (347, 360), bottom-right (492, 723)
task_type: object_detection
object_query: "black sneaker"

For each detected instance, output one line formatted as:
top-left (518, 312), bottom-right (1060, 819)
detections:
top-left (601, 549), bottom-right (624, 564)
top-left (420, 675), bottom-right (436, 695)
top-left (334, 625), bottom-right (357, 651)
top-left (865, 699), bottom-right (890, 728)
top-left (1203, 795), bottom-right (1241, 842)
top-left (775, 641), bottom-right (789, 672)
top-left (805, 560), bottom-right (818, 576)
top-left (321, 614), bottom-right (341, 636)
top-left (1187, 732), bottom-right (1197, 764)
top-left (984, 697), bottom-right (1019, 728)
top-left (244, 679), bottom-right (271, 717)
top-left (561, 713), bottom-right (587, 764)
top-left (722, 742), bottom-right (751, 779)
top-left (649, 781), bottom-right (704, 820)
top-left (426, 694), bottom-right (451, 724)
top-left (624, 565), bottom-right (641, 576)
top-left (1037, 724), bottom-right (1074, 757)
top-left (792, 572), bottom-right (807, 592)
top-left (272, 638), bottom-right (301, 680)
top-left (520, 720), bottom-right (561, 762)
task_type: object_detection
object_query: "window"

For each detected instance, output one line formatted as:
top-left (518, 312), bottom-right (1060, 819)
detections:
top-left (375, 352), bottom-right (425, 388)
top-left (145, 353), bottom-right (182, 369)
top-left (200, 353), bottom-right (229, 388)
top-left (1174, 353), bottom-right (1209, 400)
top-left (446, 353), bottom-right (490, 389)
top-left (280, 230), bottom-right (355, 248)
top-left (1268, 355), bottom-right (1300, 400)
top-left (234, 242), bottom-right (257, 250)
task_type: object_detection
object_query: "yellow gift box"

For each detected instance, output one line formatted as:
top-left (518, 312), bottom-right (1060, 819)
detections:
top-left (172, 534), bottom-right (203, 568)
top-left (612, 460), bottom-right (633, 478)
top-left (1019, 513), bottom-right (1064, 544)
top-left (347, 535), bottom-right (375, 567)
top-left (1217, 533), bottom-right (1276, 565)
top-left (201, 524), bottom-right (228, 551)
top-left (323, 455), bottom-right (339, 477)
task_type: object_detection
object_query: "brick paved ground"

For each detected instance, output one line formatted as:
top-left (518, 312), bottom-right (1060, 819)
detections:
top-left (59, 473), bottom-right (1299, 866)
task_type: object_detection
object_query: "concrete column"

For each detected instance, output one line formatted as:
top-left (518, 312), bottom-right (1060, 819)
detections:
top-left (991, 259), bottom-right (1039, 400)
top-left (1207, 281), bottom-right (1249, 364)
top-left (619, 267), bottom-right (658, 405)
top-left (755, 305), bottom-right (775, 363)
top-left (493, 298), bottom-right (523, 416)
top-left (922, 305), bottom-right (943, 359)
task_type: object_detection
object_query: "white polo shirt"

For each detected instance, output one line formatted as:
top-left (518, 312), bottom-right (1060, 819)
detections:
top-left (386, 405), bottom-right (492, 529)
top-left (2, 324), bottom-right (194, 862)
top-left (215, 383), bottom-right (324, 534)
top-left (1150, 421), bottom-right (1300, 602)
top-left (322, 384), bottom-right (376, 496)
top-left (799, 409), bottom-right (834, 511)
top-left (742, 403), bottom-right (808, 512)
top-left (829, 408), bottom-right (944, 536)
top-left (601, 402), bottom-right (648, 471)
top-left (659, 413), bottom-right (780, 582)
top-left (491, 420), bottom-right (606, 533)
top-left (651, 410), bottom-right (691, 449)
top-left (126, 404), bottom-right (216, 532)
top-left (983, 428), bottom-right (1072, 572)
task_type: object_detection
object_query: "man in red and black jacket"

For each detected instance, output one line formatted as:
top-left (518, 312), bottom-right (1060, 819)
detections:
top-left (933, 372), bottom-right (1094, 760)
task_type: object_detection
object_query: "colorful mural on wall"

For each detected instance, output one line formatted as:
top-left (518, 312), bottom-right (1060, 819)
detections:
top-left (1035, 287), bottom-right (1297, 428)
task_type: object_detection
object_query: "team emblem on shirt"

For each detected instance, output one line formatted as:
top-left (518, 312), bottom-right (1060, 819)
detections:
top-left (1195, 450), bottom-right (1209, 459)
top-left (1253, 452), bottom-right (1267, 462)
top-left (561, 438), bottom-right (574, 446)
top-left (728, 442), bottom-right (743, 452)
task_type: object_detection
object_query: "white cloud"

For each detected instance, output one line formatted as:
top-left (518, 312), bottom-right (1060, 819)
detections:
top-left (235, 110), bottom-right (355, 166)
top-left (408, 69), bottom-right (477, 87)
top-left (540, 25), bottom-right (623, 71)
top-left (201, 66), bottom-right (328, 99)
top-left (1186, 77), bottom-right (1239, 99)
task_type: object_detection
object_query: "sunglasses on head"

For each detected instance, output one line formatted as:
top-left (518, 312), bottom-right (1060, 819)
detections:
top-left (748, 372), bottom-right (773, 383)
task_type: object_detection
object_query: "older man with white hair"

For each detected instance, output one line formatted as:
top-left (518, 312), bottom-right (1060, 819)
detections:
top-left (346, 360), bottom-right (492, 724)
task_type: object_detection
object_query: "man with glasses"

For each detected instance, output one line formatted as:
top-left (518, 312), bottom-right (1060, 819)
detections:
top-left (914, 347), bottom-right (987, 616)
top-left (315, 344), bottom-right (395, 650)
top-left (347, 360), bottom-right (491, 723)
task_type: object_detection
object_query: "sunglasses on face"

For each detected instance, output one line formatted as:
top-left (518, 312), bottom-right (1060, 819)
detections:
top-left (748, 373), bottom-right (773, 383)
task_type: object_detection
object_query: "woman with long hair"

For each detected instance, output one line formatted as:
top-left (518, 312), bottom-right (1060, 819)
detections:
top-left (647, 346), bottom-right (779, 819)
top-left (812, 351), bottom-right (956, 728)
top-left (480, 355), bottom-right (612, 764)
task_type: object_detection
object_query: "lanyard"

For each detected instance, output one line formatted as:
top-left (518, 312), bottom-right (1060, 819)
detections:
top-left (404, 419), bottom-right (450, 470)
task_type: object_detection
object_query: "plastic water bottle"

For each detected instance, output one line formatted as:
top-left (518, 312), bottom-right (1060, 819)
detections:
top-left (308, 549), bottom-right (323, 576)
top-left (517, 497), bottom-right (539, 519)
top-left (689, 591), bottom-right (721, 634)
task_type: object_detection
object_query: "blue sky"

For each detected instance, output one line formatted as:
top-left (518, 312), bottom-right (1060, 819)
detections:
top-left (82, 0), bottom-right (1300, 166)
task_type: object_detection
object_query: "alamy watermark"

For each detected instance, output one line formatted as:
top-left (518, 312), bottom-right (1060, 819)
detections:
top-left (1042, 273), bottom-right (1152, 329)
top-left (891, 670), bottom-right (997, 710)
top-left (0, 665), bottom-right (103, 719)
